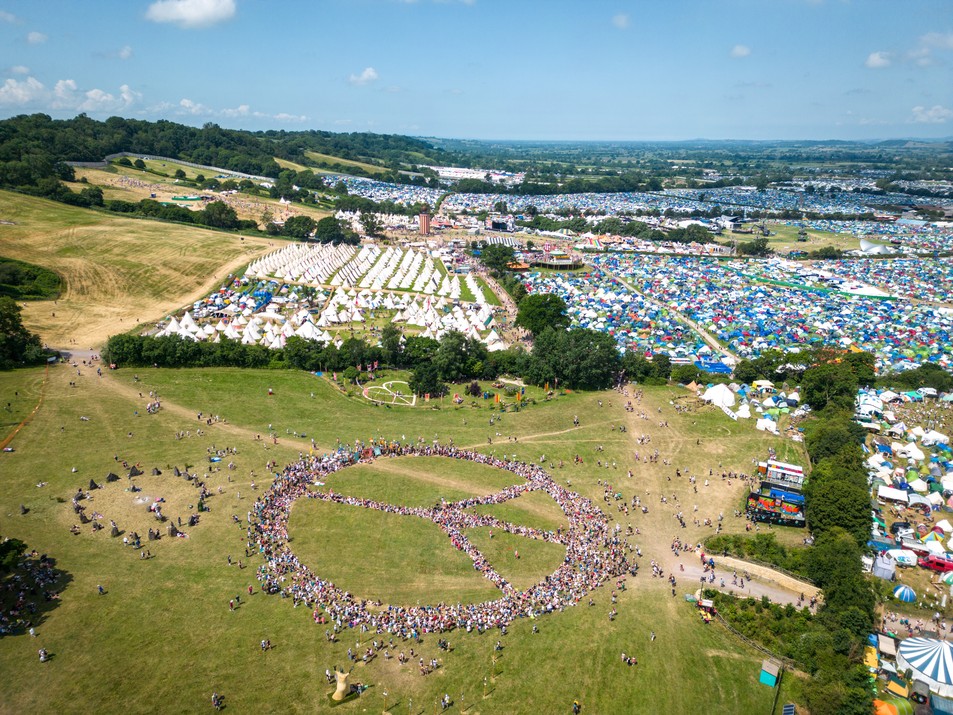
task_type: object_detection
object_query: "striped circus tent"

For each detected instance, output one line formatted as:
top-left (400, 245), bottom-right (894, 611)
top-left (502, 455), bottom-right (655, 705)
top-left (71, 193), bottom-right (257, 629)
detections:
top-left (893, 584), bottom-right (917, 603)
top-left (897, 637), bottom-right (953, 698)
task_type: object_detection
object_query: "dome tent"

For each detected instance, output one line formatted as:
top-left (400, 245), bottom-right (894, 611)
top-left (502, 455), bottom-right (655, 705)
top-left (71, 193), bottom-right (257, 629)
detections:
top-left (897, 637), bottom-right (953, 698)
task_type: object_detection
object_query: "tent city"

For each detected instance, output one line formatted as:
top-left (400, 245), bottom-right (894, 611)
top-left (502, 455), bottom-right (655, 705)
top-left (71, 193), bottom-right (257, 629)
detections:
top-left (1, 1), bottom-right (953, 714)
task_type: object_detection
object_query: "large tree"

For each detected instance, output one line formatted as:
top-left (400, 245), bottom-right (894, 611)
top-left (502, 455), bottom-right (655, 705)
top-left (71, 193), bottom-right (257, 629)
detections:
top-left (359, 212), bottom-right (383, 237)
top-left (527, 327), bottom-right (621, 390)
top-left (200, 201), bottom-right (239, 229)
top-left (479, 244), bottom-right (515, 274)
top-left (281, 215), bottom-right (316, 240)
top-left (515, 294), bottom-right (569, 336)
top-left (801, 362), bottom-right (858, 411)
top-left (314, 216), bottom-right (358, 245)
top-left (409, 362), bottom-right (447, 398)
top-left (0, 297), bottom-right (44, 369)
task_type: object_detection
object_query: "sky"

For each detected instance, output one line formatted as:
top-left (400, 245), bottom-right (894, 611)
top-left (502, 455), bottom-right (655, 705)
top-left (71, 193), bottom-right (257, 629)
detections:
top-left (0, 0), bottom-right (951, 141)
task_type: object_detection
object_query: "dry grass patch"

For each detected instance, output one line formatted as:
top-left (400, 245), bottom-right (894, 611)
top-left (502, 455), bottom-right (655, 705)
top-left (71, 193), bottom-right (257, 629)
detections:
top-left (0, 190), bottom-right (279, 346)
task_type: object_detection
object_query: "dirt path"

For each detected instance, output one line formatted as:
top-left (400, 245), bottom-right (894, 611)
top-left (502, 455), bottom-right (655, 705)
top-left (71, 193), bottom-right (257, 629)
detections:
top-left (96, 372), bottom-right (320, 454)
top-left (594, 263), bottom-right (738, 361)
top-left (0, 365), bottom-right (48, 450)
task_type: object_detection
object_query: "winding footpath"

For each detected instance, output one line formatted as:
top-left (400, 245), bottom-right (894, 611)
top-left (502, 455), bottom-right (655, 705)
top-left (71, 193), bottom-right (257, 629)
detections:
top-left (592, 261), bottom-right (739, 362)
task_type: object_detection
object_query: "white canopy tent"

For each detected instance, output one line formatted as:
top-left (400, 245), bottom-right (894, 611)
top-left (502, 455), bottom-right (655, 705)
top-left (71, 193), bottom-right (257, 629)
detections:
top-left (897, 638), bottom-right (953, 698)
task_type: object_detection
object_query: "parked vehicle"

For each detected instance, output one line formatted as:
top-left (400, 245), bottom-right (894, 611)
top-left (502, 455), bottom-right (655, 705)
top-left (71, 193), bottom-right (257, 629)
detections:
top-left (918, 555), bottom-right (953, 572)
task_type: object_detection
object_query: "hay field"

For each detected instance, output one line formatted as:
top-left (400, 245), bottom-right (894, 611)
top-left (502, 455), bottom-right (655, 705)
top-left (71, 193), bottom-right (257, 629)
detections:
top-left (73, 163), bottom-right (333, 226)
top-left (0, 190), bottom-right (281, 347)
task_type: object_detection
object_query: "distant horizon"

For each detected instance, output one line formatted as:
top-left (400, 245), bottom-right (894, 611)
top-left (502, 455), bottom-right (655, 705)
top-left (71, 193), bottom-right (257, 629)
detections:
top-left (1, 0), bottom-right (951, 141)
top-left (11, 111), bottom-right (953, 148)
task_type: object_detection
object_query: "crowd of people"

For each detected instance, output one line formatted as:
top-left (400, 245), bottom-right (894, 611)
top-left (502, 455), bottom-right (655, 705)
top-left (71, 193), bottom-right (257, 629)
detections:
top-left (251, 443), bottom-right (630, 634)
top-left (0, 549), bottom-right (63, 637)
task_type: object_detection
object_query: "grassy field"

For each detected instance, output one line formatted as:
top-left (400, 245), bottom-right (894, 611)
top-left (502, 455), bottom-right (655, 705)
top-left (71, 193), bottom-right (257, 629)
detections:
top-left (761, 221), bottom-right (875, 253)
top-left (73, 163), bottom-right (334, 226)
top-left (0, 190), bottom-right (280, 347)
top-left (466, 490), bottom-right (568, 532)
top-left (0, 362), bottom-right (812, 713)
top-left (274, 157), bottom-right (324, 174)
top-left (289, 499), bottom-right (502, 605)
top-left (305, 151), bottom-right (389, 176)
top-left (310, 456), bottom-right (522, 507)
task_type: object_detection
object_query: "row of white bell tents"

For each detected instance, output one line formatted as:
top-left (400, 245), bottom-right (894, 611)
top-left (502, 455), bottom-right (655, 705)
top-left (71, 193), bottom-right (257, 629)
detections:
top-left (158, 305), bottom-right (504, 351)
top-left (249, 242), bottom-right (485, 306)
top-left (248, 243), bottom-right (355, 283)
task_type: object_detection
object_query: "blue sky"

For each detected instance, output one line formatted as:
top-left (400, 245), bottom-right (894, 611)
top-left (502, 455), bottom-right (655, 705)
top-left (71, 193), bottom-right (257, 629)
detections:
top-left (0, 0), bottom-right (951, 140)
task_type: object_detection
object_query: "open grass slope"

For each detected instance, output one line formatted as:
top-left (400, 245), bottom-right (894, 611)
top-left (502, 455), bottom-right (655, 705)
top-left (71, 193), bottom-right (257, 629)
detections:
top-left (763, 220), bottom-right (872, 253)
top-left (0, 364), bottom-right (808, 713)
top-left (74, 162), bottom-right (333, 226)
top-left (305, 151), bottom-right (389, 176)
top-left (310, 456), bottom-right (522, 507)
top-left (0, 190), bottom-right (281, 347)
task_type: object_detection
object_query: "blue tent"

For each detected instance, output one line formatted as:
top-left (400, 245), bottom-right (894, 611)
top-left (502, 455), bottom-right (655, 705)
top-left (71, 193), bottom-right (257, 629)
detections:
top-left (894, 585), bottom-right (917, 603)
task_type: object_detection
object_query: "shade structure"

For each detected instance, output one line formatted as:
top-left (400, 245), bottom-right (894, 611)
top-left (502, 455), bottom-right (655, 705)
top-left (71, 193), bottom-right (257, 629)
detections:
top-left (894, 584), bottom-right (917, 603)
top-left (897, 637), bottom-right (953, 698)
top-left (941, 572), bottom-right (953, 585)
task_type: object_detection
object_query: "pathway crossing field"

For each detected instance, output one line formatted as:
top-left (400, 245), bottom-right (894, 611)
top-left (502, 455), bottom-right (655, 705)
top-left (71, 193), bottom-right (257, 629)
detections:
top-left (0, 364), bottom-right (808, 713)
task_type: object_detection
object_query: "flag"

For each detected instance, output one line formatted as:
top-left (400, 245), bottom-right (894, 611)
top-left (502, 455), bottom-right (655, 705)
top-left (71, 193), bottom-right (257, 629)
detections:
top-left (425, 393), bottom-right (430, 402)
top-left (544, 382), bottom-right (549, 391)
top-left (516, 391), bottom-right (521, 402)
top-left (494, 393), bottom-right (499, 404)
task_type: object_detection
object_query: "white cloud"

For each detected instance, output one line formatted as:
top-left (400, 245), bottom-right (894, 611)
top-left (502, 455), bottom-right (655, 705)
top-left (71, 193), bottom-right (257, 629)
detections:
top-left (348, 66), bottom-right (379, 86)
top-left (178, 97), bottom-right (213, 115)
top-left (49, 79), bottom-right (141, 112)
top-left (119, 45), bottom-right (133, 60)
top-left (221, 103), bottom-right (250, 118)
top-left (78, 84), bottom-right (140, 112)
top-left (912, 105), bottom-right (953, 124)
top-left (27, 31), bottom-right (47, 44)
top-left (611, 13), bottom-right (629, 30)
top-left (908, 47), bottom-right (932, 67)
top-left (146, 0), bottom-right (235, 29)
top-left (51, 78), bottom-right (78, 108)
top-left (865, 51), bottom-right (891, 69)
top-left (10, 65), bottom-right (29, 75)
top-left (166, 98), bottom-right (304, 122)
top-left (920, 31), bottom-right (953, 51)
top-left (0, 76), bottom-right (45, 105)
top-left (0, 10), bottom-right (17, 23)
top-left (730, 44), bottom-right (751, 59)
top-left (908, 32), bottom-right (953, 67)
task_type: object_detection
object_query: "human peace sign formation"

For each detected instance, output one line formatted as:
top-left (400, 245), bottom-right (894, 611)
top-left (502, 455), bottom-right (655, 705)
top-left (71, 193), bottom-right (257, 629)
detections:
top-left (252, 444), bottom-right (631, 634)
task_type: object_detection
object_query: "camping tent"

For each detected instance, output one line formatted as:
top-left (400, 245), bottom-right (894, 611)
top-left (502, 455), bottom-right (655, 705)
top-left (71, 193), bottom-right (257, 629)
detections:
top-left (701, 383), bottom-right (735, 409)
top-left (897, 637), bottom-right (953, 698)
top-left (895, 585), bottom-right (917, 603)
top-left (872, 553), bottom-right (897, 581)
top-left (878, 485), bottom-right (909, 504)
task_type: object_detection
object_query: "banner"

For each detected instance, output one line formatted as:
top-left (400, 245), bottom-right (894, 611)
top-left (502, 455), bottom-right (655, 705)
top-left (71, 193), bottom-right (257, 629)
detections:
top-left (720, 405), bottom-right (738, 421)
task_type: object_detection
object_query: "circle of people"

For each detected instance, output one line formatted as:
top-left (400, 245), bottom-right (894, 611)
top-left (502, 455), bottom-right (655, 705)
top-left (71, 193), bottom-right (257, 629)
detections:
top-left (251, 443), bottom-right (630, 635)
